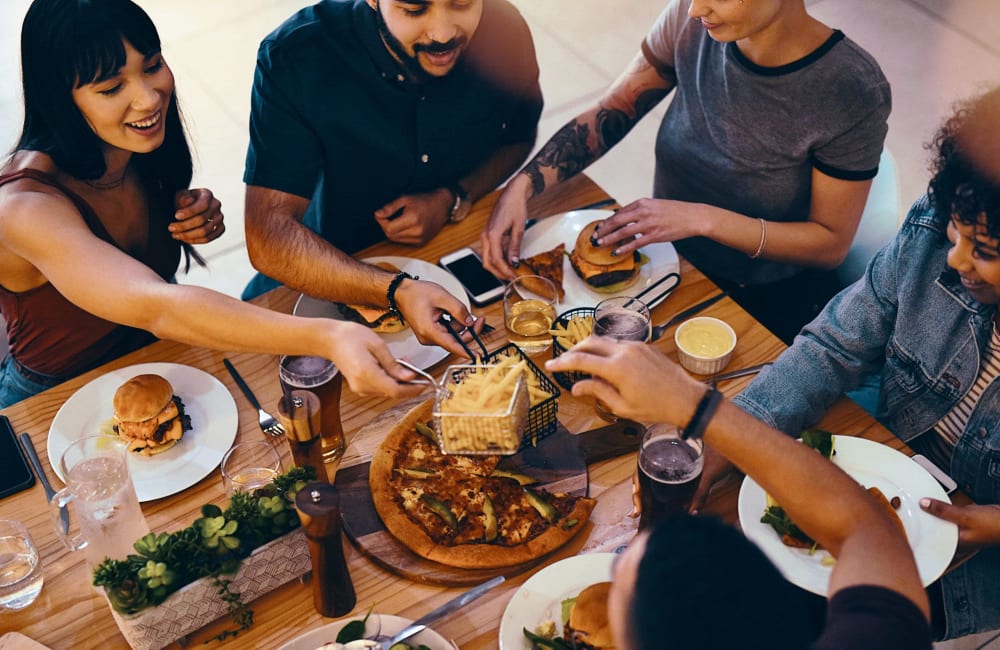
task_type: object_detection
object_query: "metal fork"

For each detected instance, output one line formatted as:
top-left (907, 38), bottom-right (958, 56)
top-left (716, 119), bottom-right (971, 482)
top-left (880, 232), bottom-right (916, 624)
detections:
top-left (223, 358), bottom-right (286, 440)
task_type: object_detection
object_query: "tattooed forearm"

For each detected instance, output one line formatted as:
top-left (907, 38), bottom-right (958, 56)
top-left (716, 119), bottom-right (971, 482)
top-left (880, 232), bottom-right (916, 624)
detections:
top-left (523, 120), bottom-right (594, 193)
top-left (635, 87), bottom-right (669, 119)
top-left (595, 107), bottom-right (632, 151)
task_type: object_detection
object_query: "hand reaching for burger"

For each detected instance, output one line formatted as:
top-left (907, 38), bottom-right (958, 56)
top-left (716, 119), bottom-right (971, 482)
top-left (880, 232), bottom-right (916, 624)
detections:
top-left (481, 173), bottom-right (533, 278)
top-left (593, 198), bottom-right (712, 258)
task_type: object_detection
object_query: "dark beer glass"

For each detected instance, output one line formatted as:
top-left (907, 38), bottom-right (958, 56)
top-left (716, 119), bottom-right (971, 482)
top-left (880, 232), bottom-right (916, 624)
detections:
top-left (637, 424), bottom-right (704, 531)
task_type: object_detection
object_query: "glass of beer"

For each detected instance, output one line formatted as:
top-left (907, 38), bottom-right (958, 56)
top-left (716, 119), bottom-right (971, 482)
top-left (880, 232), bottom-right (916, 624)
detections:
top-left (279, 355), bottom-right (345, 465)
top-left (637, 424), bottom-right (704, 531)
top-left (504, 275), bottom-right (558, 355)
top-left (593, 296), bottom-right (651, 420)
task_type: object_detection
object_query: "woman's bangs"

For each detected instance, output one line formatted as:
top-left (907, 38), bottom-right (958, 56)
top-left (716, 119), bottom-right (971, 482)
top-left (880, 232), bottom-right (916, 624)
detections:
top-left (68, 3), bottom-right (161, 88)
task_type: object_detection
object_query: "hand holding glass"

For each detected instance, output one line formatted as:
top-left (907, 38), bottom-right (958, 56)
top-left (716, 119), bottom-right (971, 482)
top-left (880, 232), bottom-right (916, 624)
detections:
top-left (593, 296), bottom-right (651, 420)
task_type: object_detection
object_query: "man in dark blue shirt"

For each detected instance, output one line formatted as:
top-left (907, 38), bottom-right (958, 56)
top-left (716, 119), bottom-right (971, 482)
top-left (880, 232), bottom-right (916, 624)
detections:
top-left (243, 0), bottom-right (542, 354)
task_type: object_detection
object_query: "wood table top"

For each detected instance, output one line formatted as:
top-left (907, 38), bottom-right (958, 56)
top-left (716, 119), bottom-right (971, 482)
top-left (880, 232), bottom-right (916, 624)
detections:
top-left (1, 174), bottom-right (952, 649)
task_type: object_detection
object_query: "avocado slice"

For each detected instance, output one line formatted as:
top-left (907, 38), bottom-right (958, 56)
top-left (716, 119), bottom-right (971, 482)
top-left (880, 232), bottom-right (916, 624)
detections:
top-left (419, 493), bottom-right (458, 530)
top-left (525, 488), bottom-right (557, 523)
top-left (483, 494), bottom-right (498, 542)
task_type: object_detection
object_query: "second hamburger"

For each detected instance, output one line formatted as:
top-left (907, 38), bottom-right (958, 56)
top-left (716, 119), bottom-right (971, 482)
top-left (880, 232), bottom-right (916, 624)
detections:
top-left (569, 221), bottom-right (640, 292)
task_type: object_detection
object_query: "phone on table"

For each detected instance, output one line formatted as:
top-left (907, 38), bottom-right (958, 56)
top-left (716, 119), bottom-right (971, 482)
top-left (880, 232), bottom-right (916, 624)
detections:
top-left (0, 415), bottom-right (36, 499)
top-left (439, 247), bottom-right (505, 307)
top-left (911, 453), bottom-right (958, 495)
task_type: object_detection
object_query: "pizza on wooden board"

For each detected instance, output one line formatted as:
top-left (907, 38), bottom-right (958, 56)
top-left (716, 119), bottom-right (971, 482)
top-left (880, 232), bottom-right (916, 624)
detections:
top-left (369, 400), bottom-right (595, 569)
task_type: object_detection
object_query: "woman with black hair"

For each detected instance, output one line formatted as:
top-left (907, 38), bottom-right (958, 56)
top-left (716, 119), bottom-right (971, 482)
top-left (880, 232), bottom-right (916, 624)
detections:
top-left (0, 0), bottom-right (424, 407)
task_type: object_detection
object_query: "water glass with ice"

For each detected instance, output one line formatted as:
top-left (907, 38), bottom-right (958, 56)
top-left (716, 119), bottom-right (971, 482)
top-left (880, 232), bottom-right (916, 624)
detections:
top-left (50, 435), bottom-right (150, 568)
top-left (0, 519), bottom-right (43, 610)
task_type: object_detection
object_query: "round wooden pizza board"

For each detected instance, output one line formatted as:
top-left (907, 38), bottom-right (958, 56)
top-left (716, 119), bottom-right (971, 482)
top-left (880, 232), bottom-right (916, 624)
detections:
top-left (334, 397), bottom-right (591, 586)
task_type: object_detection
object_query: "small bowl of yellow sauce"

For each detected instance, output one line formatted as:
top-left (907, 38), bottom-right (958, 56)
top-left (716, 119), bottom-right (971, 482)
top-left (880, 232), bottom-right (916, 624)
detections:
top-left (674, 316), bottom-right (737, 375)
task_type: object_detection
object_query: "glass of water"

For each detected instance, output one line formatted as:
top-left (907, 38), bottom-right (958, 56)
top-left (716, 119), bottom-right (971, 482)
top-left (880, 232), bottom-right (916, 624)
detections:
top-left (0, 519), bottom-right (43, 611)
top-left (221, 441), bottom-right (283, 496)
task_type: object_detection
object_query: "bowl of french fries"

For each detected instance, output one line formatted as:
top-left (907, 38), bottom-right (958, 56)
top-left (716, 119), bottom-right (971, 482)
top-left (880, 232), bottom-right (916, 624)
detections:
top-left (432, 347), bottom-right (560, 455)
top-left (549, 307), bottom-right (596, 390)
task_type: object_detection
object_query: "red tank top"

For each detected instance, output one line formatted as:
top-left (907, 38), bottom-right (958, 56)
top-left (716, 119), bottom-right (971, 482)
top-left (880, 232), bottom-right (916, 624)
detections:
top-left (0, 169), bottom-right (181, 378)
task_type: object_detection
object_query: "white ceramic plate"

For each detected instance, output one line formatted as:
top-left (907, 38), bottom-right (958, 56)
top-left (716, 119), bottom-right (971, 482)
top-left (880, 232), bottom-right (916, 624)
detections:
top-left (519, 210), bottom-right (681, 311)
top-left (276, 613), bottom-right (456, 650)
top-left (738, 436), bottom-right (959, 596)
top-left (498, 552), bottom-right (617, 650)
top-left (47, 362), bottom-right (239, 502)
top-left (293, 256), bottom-right (470, 371)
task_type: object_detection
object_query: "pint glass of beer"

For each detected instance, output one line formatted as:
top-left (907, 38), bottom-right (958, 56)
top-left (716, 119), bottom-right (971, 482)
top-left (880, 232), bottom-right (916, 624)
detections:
top-left (637, 423), bottom-right (704, 531)
top-left (279, 355), bottom-right (345, 465)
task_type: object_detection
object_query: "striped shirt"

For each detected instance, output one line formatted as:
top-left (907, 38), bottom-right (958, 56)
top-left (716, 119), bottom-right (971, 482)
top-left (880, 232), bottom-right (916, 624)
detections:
top-left (920, 320), bottom-right (1000, 468)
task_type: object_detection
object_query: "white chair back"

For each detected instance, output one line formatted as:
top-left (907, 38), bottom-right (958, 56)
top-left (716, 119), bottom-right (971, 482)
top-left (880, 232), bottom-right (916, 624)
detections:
top-left (835, 148), bottom-right (902, 286)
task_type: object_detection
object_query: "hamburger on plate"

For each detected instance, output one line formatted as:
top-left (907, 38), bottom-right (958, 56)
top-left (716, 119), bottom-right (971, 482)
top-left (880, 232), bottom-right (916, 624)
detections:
top-left (340, 261), bottom-right (409, 333)
top-left (569, 221), bottom-right (640, 293)
top-left (564, 581), bottom-right (617, 650)
top-left (112, 374), bottom-right (192, 456)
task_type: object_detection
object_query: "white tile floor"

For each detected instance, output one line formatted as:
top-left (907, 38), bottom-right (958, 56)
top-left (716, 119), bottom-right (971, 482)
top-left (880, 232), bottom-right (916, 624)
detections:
top-left (2, 1), bottom-right (1000, 647)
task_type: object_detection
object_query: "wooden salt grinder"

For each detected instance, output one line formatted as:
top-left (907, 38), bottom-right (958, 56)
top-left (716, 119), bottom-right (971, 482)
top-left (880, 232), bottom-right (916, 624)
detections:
top-left (277, 390), bottom-right (326, 480)
top-left (294, 481), bottom-right (356, 617)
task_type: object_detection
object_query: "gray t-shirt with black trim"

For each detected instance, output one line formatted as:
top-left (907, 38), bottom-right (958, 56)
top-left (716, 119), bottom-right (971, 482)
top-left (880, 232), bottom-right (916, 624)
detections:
top-left (644, 0), bottom-right (891, 285)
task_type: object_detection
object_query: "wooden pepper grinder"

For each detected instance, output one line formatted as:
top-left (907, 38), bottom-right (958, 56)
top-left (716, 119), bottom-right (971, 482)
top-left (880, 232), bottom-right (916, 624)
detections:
top-left (276, 390), bottom-right (327, 481)
top-left (294, 481), bottom-right (356, 617)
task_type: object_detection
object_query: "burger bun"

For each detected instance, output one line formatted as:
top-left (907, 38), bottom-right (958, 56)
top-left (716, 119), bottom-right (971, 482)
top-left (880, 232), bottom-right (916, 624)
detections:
top-left (113, 374), bottom-right (174, 423)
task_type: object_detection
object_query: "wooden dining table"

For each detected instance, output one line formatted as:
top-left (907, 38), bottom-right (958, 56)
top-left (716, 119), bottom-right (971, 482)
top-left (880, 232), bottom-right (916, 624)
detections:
top-left (1, 174), bottom-right (962, 649)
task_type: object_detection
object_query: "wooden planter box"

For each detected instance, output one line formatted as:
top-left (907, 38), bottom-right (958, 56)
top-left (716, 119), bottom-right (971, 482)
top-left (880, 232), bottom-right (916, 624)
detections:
top-left (105, 528), bottom-right (310, 650)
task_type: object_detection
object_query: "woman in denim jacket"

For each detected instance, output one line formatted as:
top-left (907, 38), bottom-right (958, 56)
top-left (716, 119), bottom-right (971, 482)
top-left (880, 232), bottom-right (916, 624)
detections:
top-left (731, 90), bottom-right (1000, 640)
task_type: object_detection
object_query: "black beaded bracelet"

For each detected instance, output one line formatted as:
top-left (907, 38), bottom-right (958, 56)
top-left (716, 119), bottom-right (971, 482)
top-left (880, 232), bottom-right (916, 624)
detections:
top-left (386, 271), bottom-right (414, 315)
top-left (682, 386), bottom-right (723, 440)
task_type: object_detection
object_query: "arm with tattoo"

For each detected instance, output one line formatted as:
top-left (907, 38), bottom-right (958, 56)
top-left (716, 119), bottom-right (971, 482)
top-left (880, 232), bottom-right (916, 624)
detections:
top-left (520, 54), bottom-right (672, 198)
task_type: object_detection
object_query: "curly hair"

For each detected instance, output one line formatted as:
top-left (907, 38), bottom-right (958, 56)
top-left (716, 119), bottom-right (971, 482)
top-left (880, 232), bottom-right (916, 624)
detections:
top-left (926, 94), bottom-right (1000, 240)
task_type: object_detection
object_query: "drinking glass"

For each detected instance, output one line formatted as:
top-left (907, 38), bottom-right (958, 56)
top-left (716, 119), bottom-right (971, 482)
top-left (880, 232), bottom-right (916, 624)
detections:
top-left (0, 519), bottom-right (43, 610)
top-left (637, 424), bottom-right (704, 531)
top-left (279, 355), bottom-right (345, 464)
top-left (593, 296), bottom-right (651, 420)
top-left (593, 296), bottom-right (651, 342)
top-left (51, 435), bottom-right (150, 568)
top-left (504, 275), bottom-right (558, 355)
top-left (221, 440), bottom-right (283, 496)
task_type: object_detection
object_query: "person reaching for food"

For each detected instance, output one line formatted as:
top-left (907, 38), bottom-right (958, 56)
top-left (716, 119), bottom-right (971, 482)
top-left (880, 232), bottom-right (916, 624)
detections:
top-left (690, 86), bottom-right (1000, 642)
top-left (483, 0), bottom-right (890, 343)
top-left (0, 0), bottom-right (425, 408)
top-left (546, 337), bottom-right (930, 649)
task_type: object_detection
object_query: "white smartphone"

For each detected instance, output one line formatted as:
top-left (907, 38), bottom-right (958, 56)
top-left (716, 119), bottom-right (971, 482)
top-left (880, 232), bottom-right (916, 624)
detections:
top-left (439, 247), bottom-right (505, 307)
top-left (911, 454), bottom-right (958, 495)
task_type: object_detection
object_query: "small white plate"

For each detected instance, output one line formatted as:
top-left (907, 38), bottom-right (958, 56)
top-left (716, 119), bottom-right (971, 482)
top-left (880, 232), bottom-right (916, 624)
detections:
top-left (738, 435), bottom-right (959, 595)
top-left (294, 256), bottom-right (470, 371)
top-left (519, 209), bottom-right (681, 311)
top-left (498, 552), bottom-right (617, 650)
top-left (47, 362), bottom-right (239, 502)
top-left (276, 613), bottom-right (456, 650)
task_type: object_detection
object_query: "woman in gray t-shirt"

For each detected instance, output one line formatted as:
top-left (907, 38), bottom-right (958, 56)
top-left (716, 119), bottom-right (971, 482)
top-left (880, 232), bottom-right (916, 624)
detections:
top-left (482, 0), bottom-right (890, 343)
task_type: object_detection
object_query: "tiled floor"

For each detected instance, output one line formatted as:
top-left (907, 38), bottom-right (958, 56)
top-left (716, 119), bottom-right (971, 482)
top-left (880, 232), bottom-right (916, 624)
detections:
top-left (2, 0), bottom-right (1000, 647)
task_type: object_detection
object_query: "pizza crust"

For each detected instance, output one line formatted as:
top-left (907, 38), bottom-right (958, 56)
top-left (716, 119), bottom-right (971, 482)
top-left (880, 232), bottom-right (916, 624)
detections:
top-left (369, 399), bottom-right (595, 569)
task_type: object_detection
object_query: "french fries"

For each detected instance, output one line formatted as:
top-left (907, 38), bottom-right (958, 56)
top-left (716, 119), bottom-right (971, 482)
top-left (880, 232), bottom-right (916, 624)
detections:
top-left (550, 314), bottom-right (594, 350)
top-left (435, 354), bottom-right (553, 454)
top-left (440, 355), bottom-right (551, 414)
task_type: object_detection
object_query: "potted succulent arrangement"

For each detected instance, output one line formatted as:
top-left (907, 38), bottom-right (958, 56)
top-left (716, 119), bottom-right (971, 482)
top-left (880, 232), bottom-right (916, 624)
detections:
top-left (92, 467), bottom-right (317, 650)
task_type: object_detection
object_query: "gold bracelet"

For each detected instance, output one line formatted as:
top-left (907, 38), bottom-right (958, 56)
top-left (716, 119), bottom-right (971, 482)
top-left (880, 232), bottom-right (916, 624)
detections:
top-left (749, 218), bottom-right (767, 259)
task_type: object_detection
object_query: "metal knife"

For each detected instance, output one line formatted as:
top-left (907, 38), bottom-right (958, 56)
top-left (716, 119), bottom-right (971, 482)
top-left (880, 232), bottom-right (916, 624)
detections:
top-left (19, 432), bottom-right (70, 535)
top-left (380, 576), bottom-right (505, 649)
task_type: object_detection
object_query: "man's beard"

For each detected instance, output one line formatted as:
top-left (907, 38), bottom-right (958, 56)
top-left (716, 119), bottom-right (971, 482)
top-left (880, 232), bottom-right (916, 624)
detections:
top-left (374, 3), bottom-right (466, 82)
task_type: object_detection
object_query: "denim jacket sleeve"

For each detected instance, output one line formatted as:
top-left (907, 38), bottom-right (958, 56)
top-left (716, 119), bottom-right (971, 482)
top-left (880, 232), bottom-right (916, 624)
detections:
top-left (732, 209), bottom-right (907, 436)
